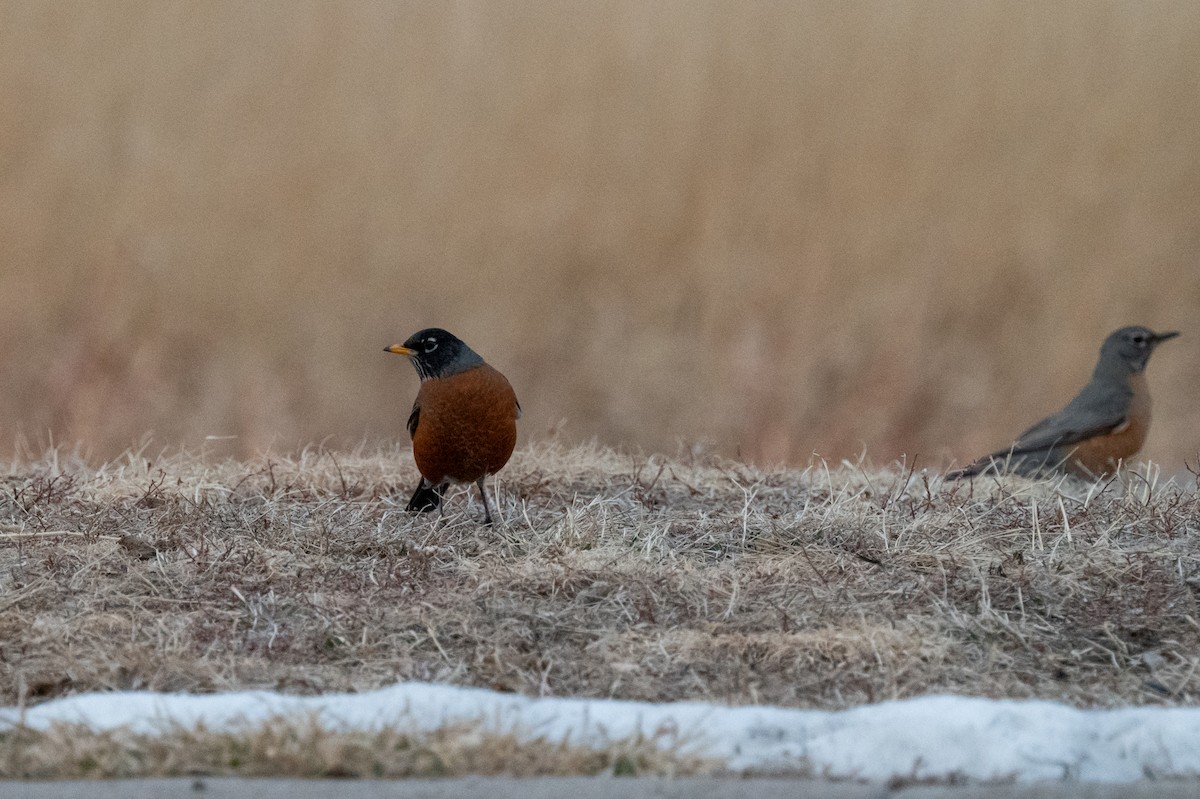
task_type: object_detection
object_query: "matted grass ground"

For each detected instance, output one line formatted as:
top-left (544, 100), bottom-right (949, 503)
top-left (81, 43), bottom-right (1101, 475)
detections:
top-left (0, 720), bottom-right (701, 781)
top-left (2, 443), bottom-right (1199, 777)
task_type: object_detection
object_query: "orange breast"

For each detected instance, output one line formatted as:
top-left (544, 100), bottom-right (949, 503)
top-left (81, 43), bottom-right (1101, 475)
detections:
top-left (410, 364), bottom-right (519, 484)
top-left (1065, 373), bottom-right (1151, 477)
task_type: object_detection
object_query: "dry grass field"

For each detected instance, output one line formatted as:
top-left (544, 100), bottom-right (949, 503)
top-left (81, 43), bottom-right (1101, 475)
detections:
top-left (2, 444), bottom-right (1199, 776)
top-left (1, 2), bottom-right (1199, 467)
top-left (3, 3), bottom-right (1200, 778)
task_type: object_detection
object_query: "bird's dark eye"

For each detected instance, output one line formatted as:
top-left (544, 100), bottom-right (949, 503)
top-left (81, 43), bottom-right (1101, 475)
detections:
top-left (424, 338), bottom-right (438, 353)
top-left (1132, 334), bottom-right (1147, 346)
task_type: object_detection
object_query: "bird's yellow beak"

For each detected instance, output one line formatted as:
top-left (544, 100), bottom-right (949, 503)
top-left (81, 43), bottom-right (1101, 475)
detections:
top-left (384, 344), bottom-right (416, 356)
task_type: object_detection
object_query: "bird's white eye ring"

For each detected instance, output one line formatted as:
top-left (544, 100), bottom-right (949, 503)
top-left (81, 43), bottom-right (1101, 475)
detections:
top-left (424, 338), bottom-right (438, 353)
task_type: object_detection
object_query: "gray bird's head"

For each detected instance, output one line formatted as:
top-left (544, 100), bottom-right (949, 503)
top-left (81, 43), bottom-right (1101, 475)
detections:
top-left (384, 327), bottom-right (484, 379)
top-left (1097, 326), bottom-right (1179, 376)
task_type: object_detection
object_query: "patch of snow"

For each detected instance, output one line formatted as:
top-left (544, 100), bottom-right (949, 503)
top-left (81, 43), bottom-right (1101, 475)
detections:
top-left (2, 684), bottom-right (1199, 783)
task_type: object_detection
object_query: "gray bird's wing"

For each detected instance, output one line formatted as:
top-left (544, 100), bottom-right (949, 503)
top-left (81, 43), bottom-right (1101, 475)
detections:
top-left (1007, 379), bottom-right (1131, 456)
top-left (946, 379), bottom-right (1132, 480)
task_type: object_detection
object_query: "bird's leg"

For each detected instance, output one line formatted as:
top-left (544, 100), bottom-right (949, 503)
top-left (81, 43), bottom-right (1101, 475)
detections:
top-left (476, 477), bottom-right (494, 525)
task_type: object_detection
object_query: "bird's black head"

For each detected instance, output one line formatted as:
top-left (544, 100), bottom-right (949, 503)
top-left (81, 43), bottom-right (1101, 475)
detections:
top-left (384, 327), bottom-right (484, 379)
top-left (1098, 326), bottom-right (1179, 375)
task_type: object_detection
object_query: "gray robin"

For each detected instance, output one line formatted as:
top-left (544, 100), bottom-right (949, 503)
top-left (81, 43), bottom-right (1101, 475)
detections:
top-left (947, 326), bottom-right (1179, 479)
top-left (385, 328), bottom-right (520, 524)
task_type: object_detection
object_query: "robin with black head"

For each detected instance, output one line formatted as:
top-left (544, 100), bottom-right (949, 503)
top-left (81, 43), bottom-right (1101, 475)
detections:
top-left (385, 328), bottom-right (520, 524)
top-left (947, 326), bottom-right (1179, 479)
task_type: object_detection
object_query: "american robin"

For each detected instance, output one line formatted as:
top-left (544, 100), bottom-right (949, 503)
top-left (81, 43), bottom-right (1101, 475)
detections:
top-left (384, 328), bottom-right (520, 524)
top-left (947, 326), bottom-right (1179, 479)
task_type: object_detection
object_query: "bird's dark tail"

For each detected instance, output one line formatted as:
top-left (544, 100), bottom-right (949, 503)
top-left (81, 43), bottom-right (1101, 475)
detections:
top-left (407, 481), bottom-right (446, 513)
top-left (945, 449), bottom-right (1060, 481)
top-left (944, 459), bottom-right (988, 480)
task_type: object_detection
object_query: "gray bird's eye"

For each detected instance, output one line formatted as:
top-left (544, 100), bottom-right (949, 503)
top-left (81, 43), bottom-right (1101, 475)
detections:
top-left (1132, 334), bottom-right (1147, 346)
top-left (424, 338), bottom-right (438, 353)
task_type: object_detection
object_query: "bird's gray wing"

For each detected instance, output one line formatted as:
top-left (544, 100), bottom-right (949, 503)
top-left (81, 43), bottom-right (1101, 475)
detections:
top-left (1007, 380), bottom-right (1131, 456)
top-left (407, 401), bottom-right (420, 437)
top-left (947, 379), bottom-right (1133, 478)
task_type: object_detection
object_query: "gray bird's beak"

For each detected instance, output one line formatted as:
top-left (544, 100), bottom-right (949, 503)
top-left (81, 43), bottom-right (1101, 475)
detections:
top-left (1154, 331), bottom-right (1181, 343)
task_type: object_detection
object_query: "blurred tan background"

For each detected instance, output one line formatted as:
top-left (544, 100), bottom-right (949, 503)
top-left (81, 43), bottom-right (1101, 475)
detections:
top-left (1, 1), bottom-right (1198, 468)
